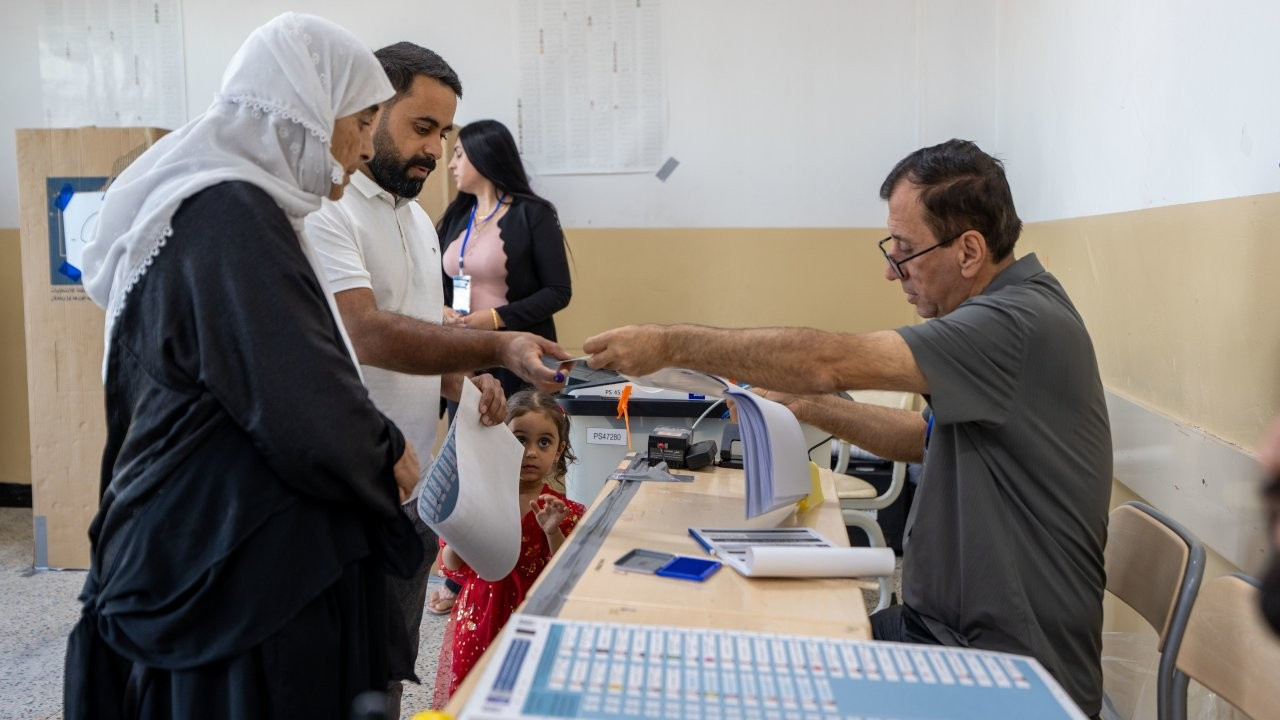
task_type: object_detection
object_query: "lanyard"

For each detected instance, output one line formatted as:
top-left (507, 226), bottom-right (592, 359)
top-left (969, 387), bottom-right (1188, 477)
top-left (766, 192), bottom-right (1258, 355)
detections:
top-left (458, 193), bottom-right (506, 274)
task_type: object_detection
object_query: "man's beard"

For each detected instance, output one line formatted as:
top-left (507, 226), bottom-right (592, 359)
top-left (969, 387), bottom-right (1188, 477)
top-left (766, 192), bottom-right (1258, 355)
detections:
top-left (367, 129), bottom-right (435, 199)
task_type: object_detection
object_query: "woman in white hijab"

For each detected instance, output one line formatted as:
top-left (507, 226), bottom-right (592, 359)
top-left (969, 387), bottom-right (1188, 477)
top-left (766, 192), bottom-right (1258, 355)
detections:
top-left (65, 13), bottom-right (421, 719)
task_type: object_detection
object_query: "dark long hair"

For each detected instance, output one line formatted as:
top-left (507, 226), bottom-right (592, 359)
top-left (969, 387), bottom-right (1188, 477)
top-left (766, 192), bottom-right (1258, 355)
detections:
top-left (435, 119), bottom-right (560, 238)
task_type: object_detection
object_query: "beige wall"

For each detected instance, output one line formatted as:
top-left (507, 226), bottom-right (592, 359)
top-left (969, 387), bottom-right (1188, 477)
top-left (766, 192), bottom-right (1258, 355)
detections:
top-left (1021, 193), bottom-right (1280, 582)
top-left (1019, 193), bottom-right (1280, 452)
top-left (555, 228), bottom-right (915, 353)
top-left (0, 227), bottom-right (30, 485)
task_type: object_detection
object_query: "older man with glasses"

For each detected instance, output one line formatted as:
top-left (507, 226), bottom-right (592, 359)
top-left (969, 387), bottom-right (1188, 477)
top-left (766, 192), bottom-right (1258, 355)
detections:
top-left (583, 138), bottom-right (1112, 719)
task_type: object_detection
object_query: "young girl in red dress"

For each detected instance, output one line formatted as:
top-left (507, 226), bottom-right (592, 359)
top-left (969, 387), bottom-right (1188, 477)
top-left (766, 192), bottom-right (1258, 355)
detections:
top-left (435, 390), bottom-right (586, 701)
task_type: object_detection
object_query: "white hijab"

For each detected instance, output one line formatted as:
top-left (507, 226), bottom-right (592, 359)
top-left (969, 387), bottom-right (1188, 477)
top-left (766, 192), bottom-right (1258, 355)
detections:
top-left (80, 12), bottom-right (393, 379)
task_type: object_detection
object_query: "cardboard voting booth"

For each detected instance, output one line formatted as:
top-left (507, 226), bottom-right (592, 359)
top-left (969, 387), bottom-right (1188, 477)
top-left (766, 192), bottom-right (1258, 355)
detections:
top-left (15, 127), bottom-right (166, 569)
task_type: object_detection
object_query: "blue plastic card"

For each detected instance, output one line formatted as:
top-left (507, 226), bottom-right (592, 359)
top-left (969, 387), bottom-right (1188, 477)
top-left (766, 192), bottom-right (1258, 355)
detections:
top-left (654, 556), bottom-right (722, 582)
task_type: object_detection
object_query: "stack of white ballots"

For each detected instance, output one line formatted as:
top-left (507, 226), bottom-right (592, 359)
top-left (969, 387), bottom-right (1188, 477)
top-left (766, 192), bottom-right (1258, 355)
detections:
top-left (622, 368), bottom-right (812, 518)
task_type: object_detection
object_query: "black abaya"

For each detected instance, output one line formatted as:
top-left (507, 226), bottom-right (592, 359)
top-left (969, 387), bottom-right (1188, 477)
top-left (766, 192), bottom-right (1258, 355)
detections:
top-left (65, 181), bottom-right (422, 719)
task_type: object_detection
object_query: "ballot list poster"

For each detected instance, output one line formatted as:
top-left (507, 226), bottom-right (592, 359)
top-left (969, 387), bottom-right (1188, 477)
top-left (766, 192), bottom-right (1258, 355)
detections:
top-left (517, 0), bottom-right (664, 174)
top-left (39, 0), bottom-right (186, 129)
top-left (463, 615), bottom-right (1088, 720)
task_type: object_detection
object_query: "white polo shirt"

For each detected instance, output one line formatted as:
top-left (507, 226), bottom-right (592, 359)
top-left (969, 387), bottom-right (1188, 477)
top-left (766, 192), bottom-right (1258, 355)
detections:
top-left (306, 169), bottom-right (444, 463)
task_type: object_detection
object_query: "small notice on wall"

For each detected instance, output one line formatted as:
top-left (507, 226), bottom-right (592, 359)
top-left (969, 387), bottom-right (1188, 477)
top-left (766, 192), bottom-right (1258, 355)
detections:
top-left (39, 0), bottom-right (187, 129)
top-left (517, 0), bottom-right (665, 174)
top-left (46, 177), bottom-right (108, 289)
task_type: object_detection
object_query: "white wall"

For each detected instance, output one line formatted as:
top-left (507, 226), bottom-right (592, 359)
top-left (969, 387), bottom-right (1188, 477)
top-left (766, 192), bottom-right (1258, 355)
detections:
top-left (996, 0), bottom-right (1280, 222)
top-left (917, 0), bottom-right (1000, 152)
top-left (0, 1), bottom-right (51, 231)
top-left (8, 1), bottom-right (1275, 228)
top-left (0, 0), bottom-right (1000, 230)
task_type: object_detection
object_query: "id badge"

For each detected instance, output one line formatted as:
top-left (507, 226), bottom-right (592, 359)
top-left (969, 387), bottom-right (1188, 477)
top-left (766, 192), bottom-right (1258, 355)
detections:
top-left (452, 274), bottom-right (472, 314)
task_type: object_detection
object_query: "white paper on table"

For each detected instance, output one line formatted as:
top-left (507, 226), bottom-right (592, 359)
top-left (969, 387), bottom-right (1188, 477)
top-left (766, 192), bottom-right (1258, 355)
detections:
top-left (416, 378), bottom-right (523, 581)
top-left (741, 546), bottom-right (896, 578)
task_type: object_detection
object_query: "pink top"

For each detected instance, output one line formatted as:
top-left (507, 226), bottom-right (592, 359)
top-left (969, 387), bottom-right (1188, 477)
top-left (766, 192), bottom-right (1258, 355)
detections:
top-left (442, 213), bottom-right (509, 314)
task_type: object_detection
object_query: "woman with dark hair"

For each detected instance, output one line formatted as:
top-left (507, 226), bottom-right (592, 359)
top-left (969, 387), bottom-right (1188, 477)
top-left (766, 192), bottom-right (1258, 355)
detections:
top-left (438, 119), bottom-right (572, 397)
top-left (430, 119), bottom-right (571, 616)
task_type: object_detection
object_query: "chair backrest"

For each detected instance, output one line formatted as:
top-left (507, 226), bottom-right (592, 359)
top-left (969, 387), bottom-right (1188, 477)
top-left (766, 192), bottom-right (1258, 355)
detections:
top-left (1105, 502), bottom-right (1204, 647)
top-left (1104, 501), bottom-right (1205, 720)
top-left (1172, 573), bottom-right (1280, 720)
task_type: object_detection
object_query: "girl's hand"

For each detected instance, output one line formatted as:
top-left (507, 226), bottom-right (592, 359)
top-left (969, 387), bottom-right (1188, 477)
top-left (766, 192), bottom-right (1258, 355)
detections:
top-left (443, 306), bottom-right (464, 326)
top-left (532, 494), bottom-right (569, 535)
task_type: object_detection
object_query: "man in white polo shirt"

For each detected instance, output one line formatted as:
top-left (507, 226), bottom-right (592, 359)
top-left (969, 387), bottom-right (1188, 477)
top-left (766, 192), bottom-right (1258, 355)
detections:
top-left (307, 42), bottom-right (568, 714)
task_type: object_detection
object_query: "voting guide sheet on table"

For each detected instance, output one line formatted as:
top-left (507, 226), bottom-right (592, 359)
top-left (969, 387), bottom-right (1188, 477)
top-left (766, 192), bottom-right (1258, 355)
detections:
top-left (460, 615), bottom-right (1087, 719)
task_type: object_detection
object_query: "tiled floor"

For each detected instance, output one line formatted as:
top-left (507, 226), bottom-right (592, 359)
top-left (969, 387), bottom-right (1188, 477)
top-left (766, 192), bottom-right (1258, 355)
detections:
top-left (0, 508), bottom-right (85, 720)
top-left (0, 507), bottom-right (450, 720)
top-left (0, 506), bottom-right (892, 719)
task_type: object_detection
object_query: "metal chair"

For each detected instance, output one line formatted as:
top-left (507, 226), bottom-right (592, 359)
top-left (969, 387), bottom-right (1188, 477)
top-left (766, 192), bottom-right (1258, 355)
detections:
top-left (1171, 573), bottom-right (1280, 720)
top-left (1103, 501), bottom-right (1205, 720)
top-left (832, 390), bottom-right (913, 612)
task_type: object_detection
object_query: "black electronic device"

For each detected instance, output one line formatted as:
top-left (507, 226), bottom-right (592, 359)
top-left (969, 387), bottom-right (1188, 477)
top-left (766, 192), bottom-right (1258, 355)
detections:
top-left (684, 440), bottom-right (718, 470)
top-left (719, 425), bottom-right (743, 468)
top-left (647, 426), bottom-right (693, 468)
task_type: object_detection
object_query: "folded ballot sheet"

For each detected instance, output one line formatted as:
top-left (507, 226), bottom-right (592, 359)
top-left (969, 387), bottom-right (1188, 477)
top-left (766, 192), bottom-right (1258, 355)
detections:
top-left (689, 527), bottom-right (896, 578)
top-left (416, 378), bottom-right (523, 581)
top-left (722, 384), bottom-right (812, 517)
top-left (622, 368), bottom-right (813, 518)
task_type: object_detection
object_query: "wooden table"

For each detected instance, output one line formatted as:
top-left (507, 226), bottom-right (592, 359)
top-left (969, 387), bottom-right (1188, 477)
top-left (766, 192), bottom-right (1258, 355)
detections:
top-left (443, 465), bottom-right (875, 715)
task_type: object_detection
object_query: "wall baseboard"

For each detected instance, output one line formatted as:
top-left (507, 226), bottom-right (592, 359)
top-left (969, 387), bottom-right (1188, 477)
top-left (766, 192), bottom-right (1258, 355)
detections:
top-left (0, 482), bottom-right (32, 508)
top-left (1107, 389), bottom-right (1267, 572)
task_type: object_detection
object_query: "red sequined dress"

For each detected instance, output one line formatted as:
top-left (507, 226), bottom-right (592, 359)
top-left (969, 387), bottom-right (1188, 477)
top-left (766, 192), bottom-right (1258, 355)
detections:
top-left (436, 484), bottom-right (584, 698)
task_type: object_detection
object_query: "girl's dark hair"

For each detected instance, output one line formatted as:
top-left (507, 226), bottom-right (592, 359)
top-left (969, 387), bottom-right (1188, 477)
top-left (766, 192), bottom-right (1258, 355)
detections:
top-left (435, 119), bottom-right (562, 238)
top-left (507, 389), bottom-right (576, 483)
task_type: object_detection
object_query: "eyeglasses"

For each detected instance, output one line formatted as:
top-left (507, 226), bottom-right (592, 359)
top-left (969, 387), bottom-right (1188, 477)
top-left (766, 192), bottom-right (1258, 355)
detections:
top-left (878, 234), bottom-right (962, 278)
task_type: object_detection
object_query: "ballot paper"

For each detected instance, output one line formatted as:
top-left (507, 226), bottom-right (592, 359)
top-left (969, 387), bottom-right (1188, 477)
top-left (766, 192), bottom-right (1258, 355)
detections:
top-left (464, 615), bottom-right (1089, 720)
top-left (742, 546), bottom-right (896, 578)
top-left (622, 368), bottom-right (811, 518)
top-left (416, 378), bottom-right (523, 581)
top-left (621, 367), bottom-right (735, 398)
top-left (723, 384), bottom-right (811, 517)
